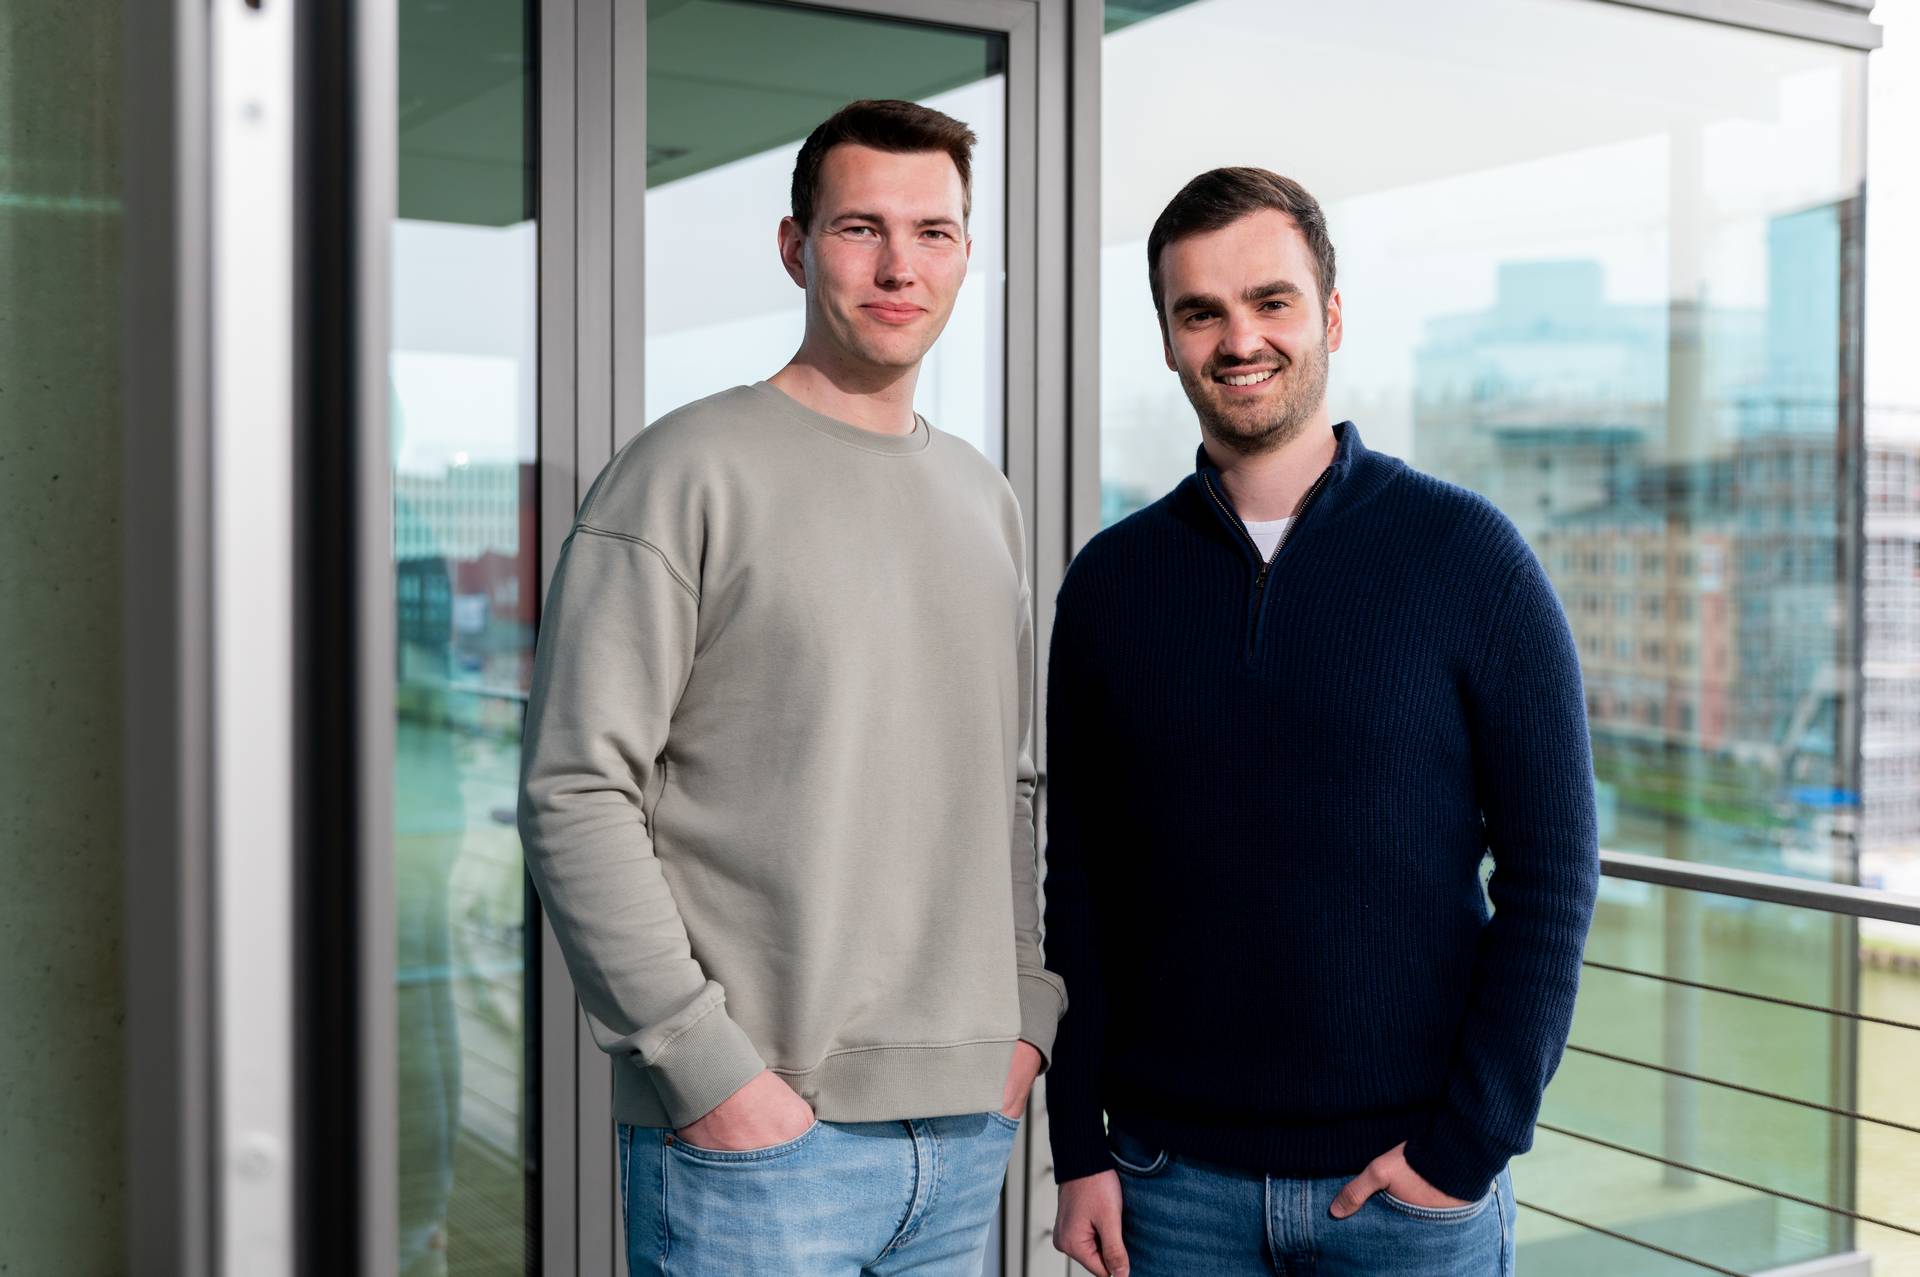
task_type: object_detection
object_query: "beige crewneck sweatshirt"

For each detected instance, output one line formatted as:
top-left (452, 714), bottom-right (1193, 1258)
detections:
top-left (517, 381), bottom-right (1067, 1129)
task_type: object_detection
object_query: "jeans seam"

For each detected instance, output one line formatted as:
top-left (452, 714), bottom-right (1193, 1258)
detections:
top-left (1298, 1178), bottom-right (1311, 1267)
top-left (667, 1120), bottom-right (821, 1165)
top-left (1263, 1175), bottom-right (1278, 1270)
top-left (1376, 1188), bottom-right (1495, 1222)
top-left (658, 1133), bottom-right (673, 1272)
top-left (874, 1121), bottom-right (927, 1262)
top-left (1496, 1174), bottom-right (1511, 1277)
top-left (908, 1119), bottom-right (945, 1249)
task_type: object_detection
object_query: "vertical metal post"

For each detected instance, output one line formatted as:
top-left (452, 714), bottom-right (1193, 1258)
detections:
top-left (539, 0), bottom-right (584, 1272)
top-left (211, 0), bottom-right (298, 1268)
top-left (123, 0), bottom-right (216, 1269)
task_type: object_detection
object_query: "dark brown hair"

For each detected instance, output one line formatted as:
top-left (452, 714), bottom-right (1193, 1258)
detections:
top-left (1147, 167), bottom-right (1337, 324)
top-left (790, 99), bottom-right (977, 232)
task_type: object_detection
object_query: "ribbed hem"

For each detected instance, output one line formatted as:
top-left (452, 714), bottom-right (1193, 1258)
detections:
top-left (615, 1038), bottom-right (1016, 1129)
top-left (1402, 1108), bottom-right (1509, 1202)
top-left (1017, 971), bottom-right (1067, 1068)
top-left (644, 1006), bottom-right (768, 1127)
top-left (1104, 1103), bottom-right (1441, 1184)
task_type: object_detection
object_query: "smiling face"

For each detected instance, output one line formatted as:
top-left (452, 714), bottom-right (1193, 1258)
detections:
top-left (1158, 208), bottom-right (1343, 456)
top-left (778, 143), bottom-right (972, 376)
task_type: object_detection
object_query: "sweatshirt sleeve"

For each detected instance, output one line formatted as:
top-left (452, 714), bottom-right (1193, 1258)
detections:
top-left (1401, 545), bottom-right (1601, 1201)
top-left (1013, 583), bottom-right (1071, 1066)
top-left (516, 524), bottom-right (768, 1128)
top-left (1040, 572), bottom-right (1115, 1182)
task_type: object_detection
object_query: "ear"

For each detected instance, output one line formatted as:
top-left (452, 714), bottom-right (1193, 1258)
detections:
top-left (1162, 321), bottom-right (1178, 373)
top-left (964, 232), bottom-right (973, 264)
top-left (777, 215), bottom-right (808, 289)
top-left (1324, 287), bottom-right (1343, 354)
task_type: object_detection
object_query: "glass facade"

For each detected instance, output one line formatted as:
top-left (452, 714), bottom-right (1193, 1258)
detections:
top-left (392, 1), bottom-right (540, 1272)
top-left (1096, 1), bottom-right (1908, 1272)
top-left (644, 0), bottom-right (1008, 464)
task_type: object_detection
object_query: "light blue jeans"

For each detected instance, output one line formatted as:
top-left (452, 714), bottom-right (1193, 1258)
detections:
top-left (618, 1112), bottom-right (1021, 1275)
top-left (1108, 1125), bottom-right (1517, 1276)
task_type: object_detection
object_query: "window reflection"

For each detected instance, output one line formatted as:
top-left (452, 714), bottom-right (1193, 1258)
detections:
top-left (393, 0), bottom-right (538, 1270)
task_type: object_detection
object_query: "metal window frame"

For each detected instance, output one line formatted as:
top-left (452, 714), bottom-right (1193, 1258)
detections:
top-left (1593, 0), bottom-right (1882, 48)
top-left (288, 0), bottom-right (402, 1271)
top-left (209, 0), bottom-right (302, 1272)
top-left (539, 0), bottom-right (587, 1272)
top-left (1058, 0), bottom-right (1882, 1272)
top-left (124, 0), bottom-right (407, 1270)
top-left (123, 0), bottom-right (216, 1271)
top-left (543, 1), bottom-right (1068, 1273)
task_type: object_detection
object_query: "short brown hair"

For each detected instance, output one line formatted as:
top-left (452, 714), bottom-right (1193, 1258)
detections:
top-left (1147, 167), bottom-right (1337, 323)
top-left (790, 99), bottom-right (977, 232)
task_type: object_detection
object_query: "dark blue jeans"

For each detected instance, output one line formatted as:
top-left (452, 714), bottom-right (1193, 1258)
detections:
top-left (1109, 1125), bottom-right (1516, 1276)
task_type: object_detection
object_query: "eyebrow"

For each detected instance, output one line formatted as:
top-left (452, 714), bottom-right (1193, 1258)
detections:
top-left (1169, 279), bottom-right (1303, 314)
top-left (828, 211), bottom-right (963, 231)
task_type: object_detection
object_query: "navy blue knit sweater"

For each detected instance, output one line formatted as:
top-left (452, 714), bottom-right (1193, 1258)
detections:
top-left (1041, 420), bottom-right (1600, 1202)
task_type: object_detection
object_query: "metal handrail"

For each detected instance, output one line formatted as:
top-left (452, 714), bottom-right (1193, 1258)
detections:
top-left (1599, 848), bottom-right (1920, 927)
top-left (1581, 958), bottom-right (1920, 1032)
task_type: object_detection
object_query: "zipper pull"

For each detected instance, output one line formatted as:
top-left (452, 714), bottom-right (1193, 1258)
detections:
top-left (1254, 564), bottom-right (1270, 591)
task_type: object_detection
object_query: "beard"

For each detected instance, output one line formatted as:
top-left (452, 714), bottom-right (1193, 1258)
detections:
top-left (1178, 327), bottom-right (1330, 457)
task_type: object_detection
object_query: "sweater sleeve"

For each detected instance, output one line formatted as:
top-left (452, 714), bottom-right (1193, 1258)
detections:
top-left (516, 525), bottom-right (768, 1128)
top-left (1400, 544), bottom-right (1601, 1201)
top-left (1013, 582), bottom-right (1071, 1065)
top-left (1041, 573), bottom-right (1115, 1182)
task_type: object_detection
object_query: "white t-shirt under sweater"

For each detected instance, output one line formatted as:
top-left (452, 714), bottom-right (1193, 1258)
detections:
top-left (1244, 516), bottom-right (1295, 561)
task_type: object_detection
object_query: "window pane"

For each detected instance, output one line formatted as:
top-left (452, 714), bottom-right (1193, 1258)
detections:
top-left (1098, 1), bottom-right (1876, 1272)
top-left (1100, 0), bottom-right (1863, 883)
top-left (393, 1), bottom-right (539, 1271)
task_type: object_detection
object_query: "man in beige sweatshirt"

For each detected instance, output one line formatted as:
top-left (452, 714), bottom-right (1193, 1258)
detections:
top-left (517, 98), bottom-right (1064, 1276)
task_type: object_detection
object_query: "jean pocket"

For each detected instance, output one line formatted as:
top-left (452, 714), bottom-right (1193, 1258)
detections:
top-left (1106, 1125), bottom-right (1170, 1177)
top-left (1375, 1184), bottom-right (1495, 1223)
top-left (668, 1120), bottom-right (823, 1166)
top-left (987, 1110), bottom-right (1023, 1133)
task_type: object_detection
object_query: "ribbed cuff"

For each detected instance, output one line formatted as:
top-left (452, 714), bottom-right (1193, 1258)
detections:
top-left (1401, 1108), bottom-right (1508, 1203)
top-left (645, 1004), bottom-right (768, 1128)
top-left (1017, 971), bottom-right (1068, 1068)
top-left (1049, 1108), bottom-right (1114, 1184)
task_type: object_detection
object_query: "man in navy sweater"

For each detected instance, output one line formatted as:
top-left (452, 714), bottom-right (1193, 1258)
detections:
top-left (1044, 168), bottom-right (1600, 1277)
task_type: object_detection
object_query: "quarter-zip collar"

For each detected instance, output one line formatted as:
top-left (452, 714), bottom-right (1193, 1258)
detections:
top-left (1181, 420), bottom-right (1388, 564)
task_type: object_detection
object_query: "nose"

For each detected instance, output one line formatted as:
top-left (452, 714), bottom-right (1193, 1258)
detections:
top-left (1217, 314), bottom-right (1269, 366)
top-left (876, 237), bottom-right (916, 290)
